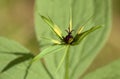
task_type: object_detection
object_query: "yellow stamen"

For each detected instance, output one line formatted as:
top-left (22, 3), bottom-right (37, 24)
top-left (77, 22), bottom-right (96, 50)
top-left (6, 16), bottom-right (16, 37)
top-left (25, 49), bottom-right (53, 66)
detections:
top-left (77, 26), bottom-right (84, 34)
top-left (54, 25), bottom-right (62, 38)
top-left (51, 39), bottom-right (61, 44)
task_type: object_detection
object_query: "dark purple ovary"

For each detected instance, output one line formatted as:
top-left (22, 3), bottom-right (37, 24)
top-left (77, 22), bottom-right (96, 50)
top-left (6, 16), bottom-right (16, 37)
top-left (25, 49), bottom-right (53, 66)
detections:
top-left (64, 33), bottom-right (74, 44)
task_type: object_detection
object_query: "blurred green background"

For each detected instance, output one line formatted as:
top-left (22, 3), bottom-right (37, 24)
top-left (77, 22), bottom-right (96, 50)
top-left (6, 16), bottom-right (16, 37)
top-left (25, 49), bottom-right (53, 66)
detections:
top-left (0, 0), bottom-right (120, 75)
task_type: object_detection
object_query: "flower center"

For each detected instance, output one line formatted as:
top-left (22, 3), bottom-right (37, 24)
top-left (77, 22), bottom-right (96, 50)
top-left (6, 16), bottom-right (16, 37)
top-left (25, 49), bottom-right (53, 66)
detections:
top-left (63, 27), bottom-right (74, 44)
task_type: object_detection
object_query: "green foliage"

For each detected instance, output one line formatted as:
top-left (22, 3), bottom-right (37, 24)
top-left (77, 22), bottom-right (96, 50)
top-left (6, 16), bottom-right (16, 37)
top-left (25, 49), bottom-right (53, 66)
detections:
top-left (35, 0), bottom-right (111, 79)
top-left (32, 14), bottom-right (102, 76)
top-left (0, 37), bottom-right (52, 79)
top-left (0, 0), bottom-right (114, 79)
top-left (82, 59), bottom-right (120, 79)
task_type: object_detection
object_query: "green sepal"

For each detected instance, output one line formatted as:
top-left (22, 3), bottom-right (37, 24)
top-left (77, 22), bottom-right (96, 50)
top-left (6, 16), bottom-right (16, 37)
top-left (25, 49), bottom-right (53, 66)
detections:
top-left (40, 15), bottom-right (63, 39)
top-left (73, 26), bottom-right (102, 45)
top-left (39, 36), bottom-right (61, 44)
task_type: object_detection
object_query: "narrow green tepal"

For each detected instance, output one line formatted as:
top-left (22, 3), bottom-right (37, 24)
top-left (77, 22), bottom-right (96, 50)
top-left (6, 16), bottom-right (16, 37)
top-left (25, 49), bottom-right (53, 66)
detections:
top-left (35, 0), bottom-right (111, 79)
top-left (73, 26), bottom-right (102, 45)
top-left (40, 15), bottom-right (63, 39)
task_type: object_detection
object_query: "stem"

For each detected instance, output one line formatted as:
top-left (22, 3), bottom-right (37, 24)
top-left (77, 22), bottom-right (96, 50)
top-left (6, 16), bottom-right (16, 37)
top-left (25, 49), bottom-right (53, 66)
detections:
top-left (65, 45), bottom-right (70, 79)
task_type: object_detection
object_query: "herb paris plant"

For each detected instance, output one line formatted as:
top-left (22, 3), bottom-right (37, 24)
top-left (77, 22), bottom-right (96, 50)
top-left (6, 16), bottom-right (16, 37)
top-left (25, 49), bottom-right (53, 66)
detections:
top-left (31, 12), bottom-right (102, 73)
top-left (0, 0), bottom-right (112, 79)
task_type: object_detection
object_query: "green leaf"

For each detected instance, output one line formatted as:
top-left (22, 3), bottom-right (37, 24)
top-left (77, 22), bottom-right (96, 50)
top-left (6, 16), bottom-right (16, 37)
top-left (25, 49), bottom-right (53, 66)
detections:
top-left (82, 59), bottom-right (120, 79)
top-left (1, 53), bottom-right (33, 73)
top-left (0, 37), bottom-right (31, 73)
top-left (0, 37), bottom-right (52, 79)
top-left (0, 37), bottom-right (30, 53)
top-left (0, 54), bottom-right (52, 79)
top-left (35, 0), bottom-right (111, 79)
